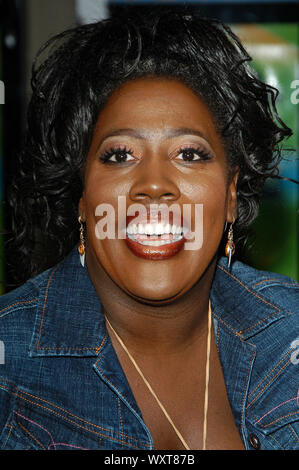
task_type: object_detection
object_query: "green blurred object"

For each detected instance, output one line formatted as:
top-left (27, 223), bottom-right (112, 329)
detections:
top-left (232, 23), bottom-right (298, 281)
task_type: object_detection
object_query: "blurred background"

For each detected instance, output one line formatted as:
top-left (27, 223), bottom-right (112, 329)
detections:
top-left (0, 0), bottom-right (298, 292)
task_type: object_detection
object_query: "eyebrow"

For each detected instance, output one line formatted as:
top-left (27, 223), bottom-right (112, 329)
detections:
top-left (97, 127), bottom-right (213, 149)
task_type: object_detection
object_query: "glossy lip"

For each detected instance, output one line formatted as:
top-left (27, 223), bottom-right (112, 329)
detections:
top-left (124, 207), bottom-right (192, 260)
top-left (125, 234), bottom-right (186, 260)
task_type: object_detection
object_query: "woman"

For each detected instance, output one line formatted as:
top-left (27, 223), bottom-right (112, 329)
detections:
top-left (0, 9), bottom-right (298, 451)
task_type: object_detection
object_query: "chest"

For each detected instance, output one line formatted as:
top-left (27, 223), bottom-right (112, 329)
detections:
top-left (139, 395), bottom-right (245, 450)
top-left (134, 367), bottom-right (245, 449)
top-left (111, 336), bottom-right (245, 450)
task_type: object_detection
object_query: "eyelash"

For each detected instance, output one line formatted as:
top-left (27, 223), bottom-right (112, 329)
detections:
top-left (99, 145), bottom-right (212, 164)
top-left (99, 146), bottom-right (135, 164)
top-left (176, 146), bottom-right (212, 162)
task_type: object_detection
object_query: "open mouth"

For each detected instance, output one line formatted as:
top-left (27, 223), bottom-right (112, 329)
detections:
top-left (126, 223), bottom-right (184, 246)
top-left (124, 211), bottom-right (190, 260)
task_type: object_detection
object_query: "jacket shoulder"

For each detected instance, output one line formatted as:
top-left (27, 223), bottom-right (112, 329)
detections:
top-left (226, 257), bottom-right (299, 314)
top-left (232, 258), bottom-right (298, 287)
top-left (0, 267), bottom-right (54, 323)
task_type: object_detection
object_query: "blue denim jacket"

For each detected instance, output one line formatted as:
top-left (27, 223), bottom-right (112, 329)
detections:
top-left (0, 246), bottom-right (298, 450)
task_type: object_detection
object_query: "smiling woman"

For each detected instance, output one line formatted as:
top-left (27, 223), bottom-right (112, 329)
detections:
top-left (81, 78), bottom-right (236, 303)
top-left (0, 8), bottom-right (298, 451)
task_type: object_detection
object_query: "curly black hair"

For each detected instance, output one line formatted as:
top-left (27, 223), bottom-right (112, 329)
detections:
top-left (7, 8), bottom-right (294, 286)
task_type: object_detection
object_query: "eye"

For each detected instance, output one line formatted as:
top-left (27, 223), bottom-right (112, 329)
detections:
top-left (99, 146), bottom-right (136, 164)
top-left (175, 146), bottom-right (212, 162)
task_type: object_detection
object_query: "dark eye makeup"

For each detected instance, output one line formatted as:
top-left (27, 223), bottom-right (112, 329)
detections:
top-left (176, 146), bottom-right (213, 162)
top-left (99, 144), bottom-right (213, 165)
top-left (99, 146), bottom-right (135, 164)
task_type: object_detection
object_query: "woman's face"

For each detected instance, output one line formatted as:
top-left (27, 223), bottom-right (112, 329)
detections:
top-left (79, 78), bottom-right (238, 302)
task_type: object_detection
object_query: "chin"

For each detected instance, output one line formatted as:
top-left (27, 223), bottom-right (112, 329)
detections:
top-left (125, 284), bottom-right (186, 305)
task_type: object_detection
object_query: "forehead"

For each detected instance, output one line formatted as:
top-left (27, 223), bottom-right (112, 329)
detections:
top-left (94, 78), bottom-right (221, 144)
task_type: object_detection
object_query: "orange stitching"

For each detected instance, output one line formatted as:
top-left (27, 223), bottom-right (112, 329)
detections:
top-left (95, 354), bottom-right (152, 448)
top-left (0, 299), bottom-right (38, 316)
top-left (16, 415), bottom-right (46, 450)
top-left (212, 312), bottom-right (243, 338)
top-left (247, 358), bottom-right (291, 409)
top-left (30, 280), bottom-right (42, 291)
top-left (0, 379), bottom-right (150, 448)
top-left (252, 279), bottom-right (298, 288)
top-left (0, 383), bottom-right (144, 449)
top-left (248, 350), bottom-right (292, 399)
top-left (95, 366), bottom-right (144, 436)
top-left (263, 410), bottom-right (299, 428)
top-left (218, 265), bottom-right (281, 311)
top-left (95, 335), bottom-right (107, 354)
top-left (239, 312), bottom-right (283, 334)
top-left (253, 279), bottom-right (278, 287)
top-left (36, 266), bottom-right (59, 350)
top-left (34, 264), bottom-right (107, 352)
top-left (0, 377), bottom-right (141, 442)
top-left (218, 265), bottom-right (284, 335)
top-left (268, 433), bottom-right (284, 449)
top-left (242, 348), bottom-right (256, 422)
top-left (288, 424), bottom-right (299, 442)
top-left (118, 398), bottom-right (125, 449)
top-left (95, 348), bottom-right (142, 422)
top-left (216, 322), bottom-right (220, 350)
top-left (37, 333), bottom-right (107, 351)
top-left (2, 423), bottom-right (13, 449)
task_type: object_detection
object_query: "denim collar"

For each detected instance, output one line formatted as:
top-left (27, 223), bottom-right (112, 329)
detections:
top-left (29, 246), bottom-right (288, 357)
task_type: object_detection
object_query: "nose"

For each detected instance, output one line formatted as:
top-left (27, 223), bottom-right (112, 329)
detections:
top-left (129, 156), bottom-right (181, 204)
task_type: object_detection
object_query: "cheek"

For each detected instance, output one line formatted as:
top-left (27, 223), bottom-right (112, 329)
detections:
top-left (206, 183), bottom-right (227, 216)
top-left (202, 189), bottom-right (227, 245)
top-left (84, 170), bottom-right (123, 212)
top-left (187, 173), bottom-right (228, 214)
top-left (83, 172), bottom-right (127, 249)
top-left (187, 175), bottom-right (228, 252)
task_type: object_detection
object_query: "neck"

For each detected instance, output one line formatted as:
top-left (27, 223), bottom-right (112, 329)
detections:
top-left (86, 250), bottom-right (217, 355)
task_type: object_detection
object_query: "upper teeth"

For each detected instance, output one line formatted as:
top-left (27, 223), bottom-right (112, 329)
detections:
top-left (127, 223), bottom-right (182, 235)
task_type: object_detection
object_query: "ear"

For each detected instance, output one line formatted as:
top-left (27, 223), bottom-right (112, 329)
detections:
top-left (78, 195), bottom-right (86, 222)
top-left (226, 167), bottom-right (239, 223)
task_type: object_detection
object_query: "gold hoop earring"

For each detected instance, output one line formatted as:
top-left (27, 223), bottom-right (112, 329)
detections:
top-left (78, 216), bottom-right (85, 267)
top-left (225, 219), bottom-right (235, 269)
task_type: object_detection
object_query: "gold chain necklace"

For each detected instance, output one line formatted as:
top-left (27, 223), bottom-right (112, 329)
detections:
top-left (105, 300), bottom-right (212, 450)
